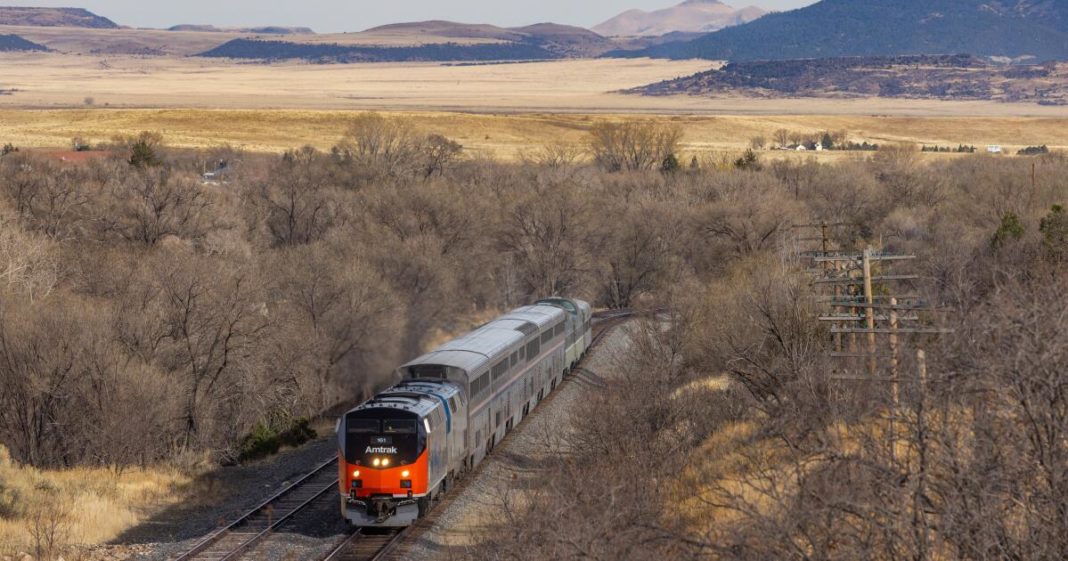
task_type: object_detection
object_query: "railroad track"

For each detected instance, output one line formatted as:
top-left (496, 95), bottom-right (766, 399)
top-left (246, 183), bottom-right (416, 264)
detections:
top-left (173, 457), bottom-right (340, 561)
top-left (175, 308), bottom-right (638, 561)
top-left (321, 528), bottom-right (407, 561)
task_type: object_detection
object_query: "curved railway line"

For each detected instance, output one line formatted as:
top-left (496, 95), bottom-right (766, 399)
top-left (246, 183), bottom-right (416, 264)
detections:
top-left (170, 308), bottom-right (637, 561)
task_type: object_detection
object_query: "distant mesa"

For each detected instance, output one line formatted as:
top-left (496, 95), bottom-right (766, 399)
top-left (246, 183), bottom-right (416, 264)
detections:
top-left (628, 54), bottom-right (1068, 105)
top-left (167, 24), bottom-right (315, 34)
top-left (360, 20), bottom-right (526, 41)
top-left (246, 26), bottom-right (315, 35)
top-left (613, 0), bottom-right (1068, 62)
top-left (356, 20), bottom-right (613, 53)
top-left (0, 33), bottom-right (49, 52)
top-left (198, 38), bottom-right (563, 63)
top-left (0, 7), bottom-right (118, 29)
top-left (593, 0), bottom-right (764, 37)
top-left (199, 19), bottom-right (617, 62)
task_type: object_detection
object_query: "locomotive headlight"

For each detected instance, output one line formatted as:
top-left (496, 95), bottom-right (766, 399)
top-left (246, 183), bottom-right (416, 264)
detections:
top-left (372, 458), bottom-right (381, 467)
top-left (401, 470), bottom-right (410, 478)
top-left (352, 470), bottom-right (360, 478)
top-left (382, 458), bottom-right (391, 467)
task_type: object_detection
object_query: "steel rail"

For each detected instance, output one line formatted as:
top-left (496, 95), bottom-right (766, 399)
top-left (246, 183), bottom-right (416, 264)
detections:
top-left (173, 456), bottom-right (339, 561)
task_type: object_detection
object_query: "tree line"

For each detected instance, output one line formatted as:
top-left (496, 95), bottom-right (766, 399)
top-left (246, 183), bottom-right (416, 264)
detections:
top-left (4, 115), bottom-right (1068, 560)
top-left (467, 138), bottom-right (1068, 561)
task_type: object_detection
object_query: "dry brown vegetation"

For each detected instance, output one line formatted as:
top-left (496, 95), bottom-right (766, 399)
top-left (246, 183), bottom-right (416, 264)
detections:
top-left (2, 111), bottom-right (1068, 558)
top-left (460, 127), bottom-right (1068, 561)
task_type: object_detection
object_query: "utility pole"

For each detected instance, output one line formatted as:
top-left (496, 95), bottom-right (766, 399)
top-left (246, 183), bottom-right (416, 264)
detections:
top-left (863, 248), bottom-right (876, 375)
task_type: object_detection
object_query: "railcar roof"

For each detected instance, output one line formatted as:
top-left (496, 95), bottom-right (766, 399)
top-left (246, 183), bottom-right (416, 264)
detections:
top-left (439, 326), bottom-right (525, 357)
top-left (498, 305), bottom-right (565, 328)
top-left (400, 303), bottom-right (567, 376)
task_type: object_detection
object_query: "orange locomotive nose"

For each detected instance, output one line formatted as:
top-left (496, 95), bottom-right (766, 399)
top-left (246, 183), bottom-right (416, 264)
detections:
top-left (341, 450), bottom-right (429, 498)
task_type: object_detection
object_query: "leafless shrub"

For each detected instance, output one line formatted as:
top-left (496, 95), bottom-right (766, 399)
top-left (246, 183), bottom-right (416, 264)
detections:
top-left (587, 120), bottom-right (683, 172)
top-left (0, 215), bottom-right (59, 301)
top-left (106, 167), bottom-right (213, 245)
top-left (334, 113), bottom-right (464, 181)
top-left (520, 142), bottom-right (584, 168)
top-left (26, 491), bottom-right (69, 561)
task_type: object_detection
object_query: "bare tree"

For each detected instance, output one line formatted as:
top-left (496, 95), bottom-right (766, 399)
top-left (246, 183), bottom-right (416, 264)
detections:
top-left (422, 134), bottom-right (463, 178)
top-left (109, 168), bottom-right (213, 245)
top-left (773, 128), bottom-right (790, 148)
top-left (0, 216), bottom-right (59, 301)
top-left (587, 120), bottom-right (683, 173)
top-left (335, 113), bottom-right (424, 179)
top-left (250, 147), bottom-right (341, 247)
top-left (498, 184), bottom-right (592, 299)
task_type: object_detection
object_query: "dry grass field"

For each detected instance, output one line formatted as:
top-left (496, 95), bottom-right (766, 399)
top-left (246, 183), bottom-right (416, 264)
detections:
top-left (2, 53), bottom-right (1066, 158)
top-left (3, 107), bottom-right (1068, 160)
top-left (0, 445), bottom-right (197, 550)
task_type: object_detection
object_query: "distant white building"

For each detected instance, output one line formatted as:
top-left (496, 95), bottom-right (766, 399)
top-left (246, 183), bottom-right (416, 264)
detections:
top-left (987, 145), bottom-right (1003, 154)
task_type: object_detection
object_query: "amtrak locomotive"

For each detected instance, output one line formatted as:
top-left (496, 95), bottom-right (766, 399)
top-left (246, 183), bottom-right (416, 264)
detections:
top-left (336, 298), bottom-right (592, 526)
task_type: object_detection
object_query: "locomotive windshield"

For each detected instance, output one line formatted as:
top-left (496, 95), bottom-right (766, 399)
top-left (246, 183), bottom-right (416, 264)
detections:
top-left (343, 410), bottom-right (426, 467)
top-left (384, 419), bottom-right (417, 433)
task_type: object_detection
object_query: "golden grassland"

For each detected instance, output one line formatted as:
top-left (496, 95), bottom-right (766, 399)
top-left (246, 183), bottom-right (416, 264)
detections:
top-left (3, 53), bottom-right (1068, 117)
top-left (0, 446), bottom-right (201, 552)
top-left (1, 53), bottom-right (1066, 158)
top-left (3, 107), bottom-right (1068, 160)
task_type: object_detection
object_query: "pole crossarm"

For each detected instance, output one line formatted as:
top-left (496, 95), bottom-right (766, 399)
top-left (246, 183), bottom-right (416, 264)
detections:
top-left (821, 296), bottom-right (924, 304)
top-left (814, 253), bottom-right (916, 263)
top-left (814, 274), bottom-right (921, 284)
top-left (820, 315), bottom-right (921, 322)
top-left (825, 302), bottom-right (942, 311)
top-left (831, 327), bottom-right (955, 335)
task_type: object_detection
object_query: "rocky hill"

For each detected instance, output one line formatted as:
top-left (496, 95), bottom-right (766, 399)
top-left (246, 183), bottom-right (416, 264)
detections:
top-left (593, 0), bottom-right (764, 37)
top-left (0, 33), bottom-right (48, 51)
top-left (629, 54), bottom-right (1068, 105)
top-left (198, 39), bottom-right (563, 63)
top-left (199, 20), bottom-right (617, 62)
top-left (0, 7), bottom-right (117, 28)
top-left (245, 26), bottom-right (315, 35)
top-left (166, 24), bottom-right (315, 34)
top-left (612, 0), bottom-right (1068, 62)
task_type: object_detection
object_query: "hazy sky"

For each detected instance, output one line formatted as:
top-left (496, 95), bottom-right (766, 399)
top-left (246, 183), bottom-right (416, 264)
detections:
top-left (15, 0), bottom-right (817, 33)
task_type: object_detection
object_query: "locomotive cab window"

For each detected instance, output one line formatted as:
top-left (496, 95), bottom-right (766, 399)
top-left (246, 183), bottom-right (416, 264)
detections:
top-left (541, 329), bottom-right (553, 344)
top-left (555, 322), bottom-right (564, 336)
top-left (384, 419), bottom-right (417, 434)
top-left (347, 419), bottom-right (380, 434)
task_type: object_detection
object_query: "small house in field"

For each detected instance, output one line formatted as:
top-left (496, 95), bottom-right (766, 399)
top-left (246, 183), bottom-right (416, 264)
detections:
top-left (987, 145), bottom-right (1003, 154)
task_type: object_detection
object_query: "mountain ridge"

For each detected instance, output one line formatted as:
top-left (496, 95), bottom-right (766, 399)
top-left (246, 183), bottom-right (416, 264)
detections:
top-left (0, 7), bottom-right (118, 29)
top-left (611, 0), bottom-right (1068, 62)
top-left (0, 33), bottom-right (49, 51)
top-left (593, 0), bottom-right (764, 37)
